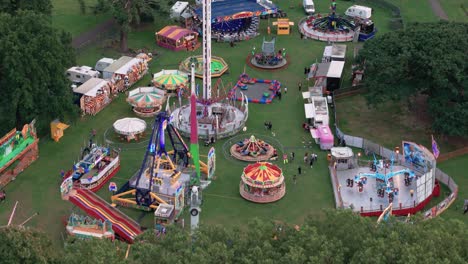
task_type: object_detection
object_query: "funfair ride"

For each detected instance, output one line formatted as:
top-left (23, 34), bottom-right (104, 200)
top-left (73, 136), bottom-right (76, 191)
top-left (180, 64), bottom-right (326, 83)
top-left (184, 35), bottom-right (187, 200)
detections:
top-left (352, 154), bottom-right (415, 203)
top-left (111, 111), bottom-right (192, 214)
top-left (65, 144), bottom-right (120, 192)
top-left (171, 0), bottom-right (248, 140)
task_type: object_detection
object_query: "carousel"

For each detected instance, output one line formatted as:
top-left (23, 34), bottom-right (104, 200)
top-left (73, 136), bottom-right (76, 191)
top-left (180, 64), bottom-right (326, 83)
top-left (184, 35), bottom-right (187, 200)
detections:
top-left (240, 162), bottom-right (286, 203)
top-left (113, 118), bottom-right (147, 142)
top-left (230, 135), bottom-right (275, 162)
top-left (127, 87), bottom-right (166, 117)
top-left (152, 70), bottom-right (188, 92)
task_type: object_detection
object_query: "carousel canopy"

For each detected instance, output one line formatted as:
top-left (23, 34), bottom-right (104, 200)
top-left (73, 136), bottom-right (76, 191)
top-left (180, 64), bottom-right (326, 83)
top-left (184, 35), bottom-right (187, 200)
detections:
top-left (153, 70), bottom-right (188, 89)
top-left (242, 162), bottom-right (283, 187)
top-left (127, 87), bottom-right (165, 108)
top-left (113, 118), bottom-right (147, 136)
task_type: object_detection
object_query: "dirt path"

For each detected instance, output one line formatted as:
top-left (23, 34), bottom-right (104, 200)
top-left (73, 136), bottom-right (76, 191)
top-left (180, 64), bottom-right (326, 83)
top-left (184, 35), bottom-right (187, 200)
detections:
top-left (428, 0), bottom-right (449, 20)
top-left (72, 18), bottom-right (117, 48)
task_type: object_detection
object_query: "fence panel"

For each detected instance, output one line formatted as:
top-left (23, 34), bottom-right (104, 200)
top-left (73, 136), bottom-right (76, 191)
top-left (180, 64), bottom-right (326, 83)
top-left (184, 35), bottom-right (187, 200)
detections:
top-left (380, 147), bottom-right (394, 160)
top-left (363, 139), bottom-right (380, 156)
top-left (344, 135), bottom-right (363, 148)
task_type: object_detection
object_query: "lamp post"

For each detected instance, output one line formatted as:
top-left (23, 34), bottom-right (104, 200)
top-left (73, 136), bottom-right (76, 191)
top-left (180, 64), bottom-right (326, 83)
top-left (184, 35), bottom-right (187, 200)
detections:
top-left (395, 146), bottom-right (400, 165)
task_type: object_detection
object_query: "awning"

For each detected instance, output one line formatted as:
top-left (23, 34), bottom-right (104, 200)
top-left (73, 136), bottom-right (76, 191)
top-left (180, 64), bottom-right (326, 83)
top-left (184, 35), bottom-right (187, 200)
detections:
top-left (304, 103), bottom-right (314, 119)
top-left (327, 61), bottom-right (345, 78)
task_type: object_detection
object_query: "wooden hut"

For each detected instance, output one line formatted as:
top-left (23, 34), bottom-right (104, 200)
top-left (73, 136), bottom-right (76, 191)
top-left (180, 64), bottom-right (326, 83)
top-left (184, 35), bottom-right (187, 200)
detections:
top-left (156, 25), bottom-right (199, 51)
top-left (73, 78), bottom-right (115, 116)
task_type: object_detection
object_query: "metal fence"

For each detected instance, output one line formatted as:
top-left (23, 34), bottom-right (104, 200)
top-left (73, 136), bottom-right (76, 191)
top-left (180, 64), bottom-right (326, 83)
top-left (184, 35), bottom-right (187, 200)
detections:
top-left (331, 89), bottom-right (459, 218)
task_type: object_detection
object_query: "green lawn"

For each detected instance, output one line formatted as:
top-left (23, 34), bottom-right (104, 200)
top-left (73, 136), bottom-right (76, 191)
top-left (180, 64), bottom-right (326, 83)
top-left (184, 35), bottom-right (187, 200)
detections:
top-left (439, 0), bottom-right (468, 22)
top-left (437, 155), bottom-right (468, 220)
top-left (386, 0), bottom-right (438, 23)
top-left (2, 0), bottom-right (465, 251)
top-left (51, 0), bottom-right (110, 37)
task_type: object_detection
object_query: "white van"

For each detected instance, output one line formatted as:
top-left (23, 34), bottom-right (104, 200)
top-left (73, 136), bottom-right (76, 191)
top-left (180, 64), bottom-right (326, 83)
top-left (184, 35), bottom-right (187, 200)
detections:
top-left (345, 5), bottom-right (372, 20)
top-left (303, 0), bottom-right (315, 15)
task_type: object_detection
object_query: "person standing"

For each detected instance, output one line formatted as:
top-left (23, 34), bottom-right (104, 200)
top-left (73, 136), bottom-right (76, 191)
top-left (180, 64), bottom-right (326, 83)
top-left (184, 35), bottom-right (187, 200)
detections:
top-left (277, 91), bottom-right (282, 100)
top-left (284, 87), bottom-right (288, 94)
top-left (298, 166), bottom-right (302, 175)
top-left (304, 153), bottom-right (308, 163)
top-left (60, 169), bottom-right (65, 179)
top-left (298, 82), bottom-right (302, 91)
top-left (290, 152), bottom-right (295, 161)
top-left (309, 157), bottom-right (314, 168)
top-left (283, 153), bottom-right (289, 164)
top-left (293, 174), bottom-right (297, 185)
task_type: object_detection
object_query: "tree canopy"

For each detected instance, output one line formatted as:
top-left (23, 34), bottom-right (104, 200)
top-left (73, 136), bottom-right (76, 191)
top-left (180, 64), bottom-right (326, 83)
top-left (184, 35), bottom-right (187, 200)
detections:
top-left (95, 0), bottom-right (169, 51)
top-left (0, 0), bottom-right (52, 15)
top-left (356, 22), bottom-right (468, 136)
top-left (6, 210), bottom-right (462, 263)
top-left (0, 10), bottom-right (77, 135)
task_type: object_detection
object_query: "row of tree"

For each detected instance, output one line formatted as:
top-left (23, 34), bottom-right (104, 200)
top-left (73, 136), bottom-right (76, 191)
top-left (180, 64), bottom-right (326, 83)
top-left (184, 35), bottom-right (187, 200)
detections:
top-left (1, 210), bottom-right (467, 263)
top-left (0, 0), bottom-right (168, 135)
top-left (356, 22), bottom-right (468, 136)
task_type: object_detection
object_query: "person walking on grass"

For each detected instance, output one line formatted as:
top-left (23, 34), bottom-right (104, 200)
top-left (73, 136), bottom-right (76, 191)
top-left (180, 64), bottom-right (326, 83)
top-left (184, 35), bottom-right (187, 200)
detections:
top-left (283, 153), bottom-right (289, 164)
top-left (298, 82), bottom-right (302, 91)
top-left (290, 152), bottom-right (295, 161)
top-left (298, 166), bottom-right (302, 175)
top-left (309, 157), bottom-right (314, 168)
top-left (304, 153), bottom-right (308, 163)
top-left (284, 87), bottom-right (288, 94)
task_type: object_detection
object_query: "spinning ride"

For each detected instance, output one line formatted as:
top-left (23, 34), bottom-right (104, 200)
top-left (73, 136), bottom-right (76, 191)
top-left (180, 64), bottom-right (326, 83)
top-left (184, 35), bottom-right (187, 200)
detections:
top-left (230, 135), bottom-right (275, 162)
top-left (239, 162), bottom-right (286, 203)
top-left (249, 37), bottom-right (288, 70)
top-left (179, 55), bottom-right (229, 78)
top-left (127, 87), bottom-right (166, 117)
top-left (351, 154), bottom-right (415, 204)
top-left (153, 70), bottom-right (188, 92)
top-left (111, 112), bottom-right (209, 215)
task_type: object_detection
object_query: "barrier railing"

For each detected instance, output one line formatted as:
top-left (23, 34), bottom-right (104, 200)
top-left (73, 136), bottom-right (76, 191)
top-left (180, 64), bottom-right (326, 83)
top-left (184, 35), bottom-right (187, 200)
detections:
top-left (330, 92), bottom-right (459, 218)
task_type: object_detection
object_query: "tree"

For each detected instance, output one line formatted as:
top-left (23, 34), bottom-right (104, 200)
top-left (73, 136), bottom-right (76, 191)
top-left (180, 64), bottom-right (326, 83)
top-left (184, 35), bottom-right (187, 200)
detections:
top-left (95, 0), bottom-right (168, 52)
top-left (62, 237), bottom-right (127, 263)
top-left (0, 10), bottom-right (77, 135)
top-left (0, 0), bottom-right (52, 15)
top-left (356, 22), bottom-right (468, 136)
top-left (0, 227), bottom-right (58, 264)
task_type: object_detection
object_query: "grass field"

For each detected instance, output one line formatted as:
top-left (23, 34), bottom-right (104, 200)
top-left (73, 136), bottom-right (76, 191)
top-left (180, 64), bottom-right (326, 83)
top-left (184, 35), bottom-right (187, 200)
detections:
top-left (386, 0), bottom-right (438, 23)
top-left (51, 0), bottom-right (110, 37)
top-left (439, 0), bottom-right (468, 22)
top-left (1, 0), bottom-right (466, 250)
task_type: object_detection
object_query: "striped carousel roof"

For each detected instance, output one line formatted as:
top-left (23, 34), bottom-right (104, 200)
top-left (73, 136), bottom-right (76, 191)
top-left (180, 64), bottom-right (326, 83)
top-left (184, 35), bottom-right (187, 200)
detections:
top-left (241, 162), bottom-right (284, 188)
top-left (153, 70), bottom-right (188, 89)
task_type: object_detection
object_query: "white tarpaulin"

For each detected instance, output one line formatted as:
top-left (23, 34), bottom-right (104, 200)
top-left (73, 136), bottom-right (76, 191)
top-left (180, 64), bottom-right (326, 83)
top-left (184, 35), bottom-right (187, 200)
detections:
top-left (304, 103), bottom-right (314, 119)
top-left (113, 118), bottom-right (147, 136)
top-left (327, 61), bottom-right (345, 78)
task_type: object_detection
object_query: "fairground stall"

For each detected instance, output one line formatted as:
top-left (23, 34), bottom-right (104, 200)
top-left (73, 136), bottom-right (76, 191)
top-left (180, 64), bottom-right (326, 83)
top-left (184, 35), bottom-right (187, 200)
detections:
top-left (240, 162), bottom-right (286, 203)
top-left (103, 56), bottom-right (149, 92)
top-left (156, 25), bottom-right (199, 51)
top-left (73, 78), bottom-right (115, 116)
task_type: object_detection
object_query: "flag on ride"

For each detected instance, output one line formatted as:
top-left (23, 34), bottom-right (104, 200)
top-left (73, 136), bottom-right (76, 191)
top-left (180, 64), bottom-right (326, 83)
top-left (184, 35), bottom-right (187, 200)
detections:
top-left (431, 135), bottom-right (440, 159)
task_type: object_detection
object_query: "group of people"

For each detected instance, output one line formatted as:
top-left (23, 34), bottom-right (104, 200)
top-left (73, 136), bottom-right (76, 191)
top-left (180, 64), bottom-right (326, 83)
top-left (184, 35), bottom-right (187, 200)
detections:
top-left (264, 121), bottom-right (273, 130)
top-left (304, 152), bottom-right (318, 168)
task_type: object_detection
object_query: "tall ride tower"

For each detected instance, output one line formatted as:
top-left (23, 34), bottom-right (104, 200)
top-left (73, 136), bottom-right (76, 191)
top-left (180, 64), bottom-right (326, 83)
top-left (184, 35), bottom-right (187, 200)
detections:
top-left (202, 0), bottom-right (211, 99)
